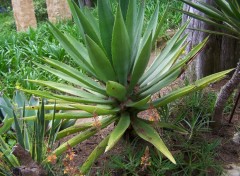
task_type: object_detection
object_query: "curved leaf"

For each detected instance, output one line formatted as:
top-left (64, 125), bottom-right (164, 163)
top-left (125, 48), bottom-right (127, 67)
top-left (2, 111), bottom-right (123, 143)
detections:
top-left (71, 104), bottom-right (120, 115)
top-left (105, 113), bottom-right (130, 151)
top-left (81, 135), bottom-right (110, 174)
top-left (42, 58), bottom-right (105, 94)
top-left (43, 116), bottom-right (117, 161)
top-left (86, 35), bottom-right (116, 82)
top-left (112, 5), bottom-right (131, 85)
top-left (126, 95), bottom-right (151, 108)
top-left (132, 118), bottom-right (176, 164)
top-left (26, 80), bottom-right (97, 99)
top-left (98, 0), bottom-right (114, 59)
top-left (106, 81), bottom-right (127, 101)
top-left (128, 32), bottom-right (152, 92)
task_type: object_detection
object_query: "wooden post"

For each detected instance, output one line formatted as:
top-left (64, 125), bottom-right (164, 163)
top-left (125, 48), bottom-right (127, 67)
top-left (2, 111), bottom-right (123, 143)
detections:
top-left (46, 0), bottom-right (72, 23)
top-left (11, 0), bottom-right (37, 31)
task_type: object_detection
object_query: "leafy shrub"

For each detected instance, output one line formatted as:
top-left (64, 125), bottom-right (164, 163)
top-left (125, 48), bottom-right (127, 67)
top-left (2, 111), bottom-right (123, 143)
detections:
top-left (13, 0), bottom-right (232, 174)
top-left (33, 0), bottom-right (48, 22)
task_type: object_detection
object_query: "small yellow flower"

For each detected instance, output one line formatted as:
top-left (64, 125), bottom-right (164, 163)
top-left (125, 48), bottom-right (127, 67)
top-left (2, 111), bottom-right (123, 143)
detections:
top-left (140, 146), bottom-right (151, 171)
top-left (15, 83), bottom-right (22, 90)
top-left (47, 154), bottom-right (57, 164)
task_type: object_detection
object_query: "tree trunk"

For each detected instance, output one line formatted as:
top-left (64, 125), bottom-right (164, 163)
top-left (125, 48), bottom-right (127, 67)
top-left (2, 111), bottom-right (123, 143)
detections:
top-left (212, 61), bottom-right (240, 131)
top-left (182, 0), bottom-right (240, 132)
top-left (182, 0), bottom-right (239, 81)
top-left (11, 0), bottom-right (37, 31)
top-left (46, 0), bottom-right (72, 23)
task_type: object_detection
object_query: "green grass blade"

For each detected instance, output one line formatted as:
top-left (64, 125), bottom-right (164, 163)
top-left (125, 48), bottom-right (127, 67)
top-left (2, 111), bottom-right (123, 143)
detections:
top-left (13, 112), bottom-right (24, 148)
top-left (48, 102), bottom-right (57, 148)
top-left (0, 136), bottom-right (19, 167)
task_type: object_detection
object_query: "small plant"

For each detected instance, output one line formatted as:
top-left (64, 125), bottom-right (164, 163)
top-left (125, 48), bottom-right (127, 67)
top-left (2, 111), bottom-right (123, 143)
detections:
top-left (98, 137), bottom-right (222, 175)
top-left (3, 0), bottom-right (232, 174)
top-left (0, 91), bottom-right (78, 175)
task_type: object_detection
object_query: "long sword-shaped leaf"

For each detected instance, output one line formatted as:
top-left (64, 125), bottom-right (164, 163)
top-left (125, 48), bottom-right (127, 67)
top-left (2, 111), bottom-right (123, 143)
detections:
top-left (140, 37), bottom-right (208, 92)
top-left (126, 95), bottom-right (151, 108)
top-left (80, 135), bottom-right (110, 174)
top-left (139, 69), bottom-right (181, 98)
top-left (69, 0), bottom-right (102, 46)
top-left (141, 3), bottom-right (159, 47)
top-left (67, 0), bottom-right (85, 42)
top-left (98, 0), bottom-right (114, 60)
top-left (43, 116), bottom-right (117, 162)
top-left (56, 122), bottom-right (92, 140)
top-left (0, 136), bottom-right (19, 167)
top-left (70, 104), bottom-right (120, 115)
top-left (119, 0), bottom-right (130, 20)
top-left (21, 89), bottom-right (113, 105)
top-left (178, 8), bottom-right (239, 34)
top-left (140, 22), bottom-right (189, 83)
top-left (129, 1), bottom-right (145, 69)
top-left (86, 35), bottom-right (116, 82)
top-left (128, 32), bottom-right (152, 92)
top-left (181, 0), bottom-right (225, 21)
top-left (48, 23), bottom-right (95, 75)
top-left (34, 63), bottom-right (107, 97)
top-left (42, 58), bottom-right (105, 94)
top-left (112, 5), bottom-right (131, 85)
top-left (140, 35), bottom-right (188, 87)
top-left (126, 0), bottom-right (137, 47)
top-left (152, 5), bottom-right (169, 46)
top-left (132, 118), bottom-right (176, 164)
top-left (0, 112), bottom-right (93, 135)
top-left (26, 80), bottom-right (97, 99)
top-left (13, 112), bottom-right (24, 148)
top-left (149, 69), bottom-right (232, 109)
top-left (57, 117), bottom-right (114, 139)
top-left (105, 113), bottom-right (130, 151)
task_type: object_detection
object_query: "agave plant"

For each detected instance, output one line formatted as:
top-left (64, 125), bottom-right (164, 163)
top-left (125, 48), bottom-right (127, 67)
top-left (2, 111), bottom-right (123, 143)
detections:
top-left (7, 0), bottom-right (232, 173)
top-left (180, 0), bottom-right (240, 39)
